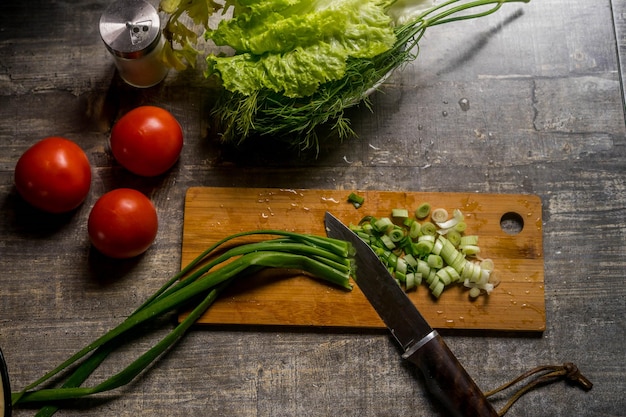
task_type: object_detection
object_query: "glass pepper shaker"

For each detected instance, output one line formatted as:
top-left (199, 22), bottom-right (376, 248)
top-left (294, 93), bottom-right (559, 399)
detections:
top-left (99, 0), bottom-right (169, 88)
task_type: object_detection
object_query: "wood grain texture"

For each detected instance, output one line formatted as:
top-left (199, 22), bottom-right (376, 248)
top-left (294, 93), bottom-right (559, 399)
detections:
top-left (1, 0), bottom-right (625, 416)
top-left (181, 187), bottom-right (545, 331)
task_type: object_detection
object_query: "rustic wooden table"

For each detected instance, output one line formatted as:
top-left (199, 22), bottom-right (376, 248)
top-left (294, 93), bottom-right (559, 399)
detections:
top-left (1, 1), bottom-right (624, 416)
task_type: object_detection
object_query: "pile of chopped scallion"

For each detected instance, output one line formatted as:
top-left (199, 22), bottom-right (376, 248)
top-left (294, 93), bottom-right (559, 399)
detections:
top-left (349, 204), bottom-right (496, 298)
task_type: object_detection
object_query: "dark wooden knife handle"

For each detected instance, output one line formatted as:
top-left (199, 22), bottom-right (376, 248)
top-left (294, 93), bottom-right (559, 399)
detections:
top-left (403, 331), bottom-right (498, 417)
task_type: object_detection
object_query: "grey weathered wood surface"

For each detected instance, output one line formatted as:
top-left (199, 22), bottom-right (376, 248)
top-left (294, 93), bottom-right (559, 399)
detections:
top-left (1, 1), bottom-right (624, 416)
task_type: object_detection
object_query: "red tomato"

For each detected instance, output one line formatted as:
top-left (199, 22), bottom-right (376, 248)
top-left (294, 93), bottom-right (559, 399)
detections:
top-left (14, 137), bottom-right (92, 213)
top-left (110, 106), bottom-right (183, 177)
top-left (88, 188), bottom-right (158, 259)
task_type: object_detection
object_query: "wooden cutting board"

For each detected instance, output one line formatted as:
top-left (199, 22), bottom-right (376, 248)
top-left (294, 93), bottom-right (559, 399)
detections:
top-left (181, 187), bottom-right (545, 332)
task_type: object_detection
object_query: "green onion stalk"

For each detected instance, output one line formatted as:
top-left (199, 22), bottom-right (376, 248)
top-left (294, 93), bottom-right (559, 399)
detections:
top-left (210, 0), bottom-right (531, 151)
top-left (11, 231), bottom-right (353, 416)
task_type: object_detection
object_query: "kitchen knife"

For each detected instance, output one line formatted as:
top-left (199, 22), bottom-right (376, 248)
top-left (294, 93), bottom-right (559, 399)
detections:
top-left (325, 212), bottom-right (498, 417)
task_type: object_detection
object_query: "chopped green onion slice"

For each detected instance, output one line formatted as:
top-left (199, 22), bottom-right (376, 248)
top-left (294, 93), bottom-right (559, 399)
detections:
top-left (392, 208), bottom-right (409, 218)
top-left (374, 217), bottom-right (393, 233)
top-left (416, 259), bottom-right (432, 277)
top-left (405, 273), bottom-right (416, 291)
top-left (347, 192), bottom-right (365, 208)
top-left (480, 259), bottom-right (495, 271)
top-left (396, 257), bottom-right (408, 274)
top-left (462, 262), bottom-right (481, 283)
top-left (388, 226), bottom-right (405, 242)
top-left (380, 234), bottom-right (396, 250)
top-left (460, 235), bottom-right (479, 247)
top-left (461, 245), bottom-right (481, 256)
top-left (431, 208), bottom-right (449, 223)
top-left (408, 221), bottom-right (421, 239)
top-left (415, 203), bottom-right (431, 219)
top-left (436, 209), bottom-right (464, 229)
top-left (445, 229), bottom-right (462, 246)
top-left (418, 234), bottom-right (436, 244)
top-left (431, 281), bottom-right (445, 298)
top-left (420, 222), bottom-right (437, 236)
top-left (404, 254), bottom-right (418, 268)
top-left (427, 254), bottom-right (444, 269)
top-left (428, 275), bottom-right (440, 291)
top-left (454, 221), bottom-right (467, 233)
top-left (468, 287), bottom-right (481, 298)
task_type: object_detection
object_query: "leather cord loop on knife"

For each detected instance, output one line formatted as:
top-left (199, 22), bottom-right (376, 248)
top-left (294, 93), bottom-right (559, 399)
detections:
top-left (485, 362), bottom-right (593, 416)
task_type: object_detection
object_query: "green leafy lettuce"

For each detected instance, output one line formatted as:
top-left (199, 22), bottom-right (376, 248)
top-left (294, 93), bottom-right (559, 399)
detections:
top-left (204, 0), bottom-right (396, 98)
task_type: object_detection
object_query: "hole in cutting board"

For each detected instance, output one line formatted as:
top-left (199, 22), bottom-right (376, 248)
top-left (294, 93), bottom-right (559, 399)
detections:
top-left (500, 211), bottom-right (524, 235)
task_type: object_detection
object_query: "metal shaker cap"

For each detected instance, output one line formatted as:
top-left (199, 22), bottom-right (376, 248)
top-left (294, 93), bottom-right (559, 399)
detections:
top-left (99, 0), bottom-right (162, 59)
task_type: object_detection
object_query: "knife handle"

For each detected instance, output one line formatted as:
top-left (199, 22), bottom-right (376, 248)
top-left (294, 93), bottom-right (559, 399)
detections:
top-left (403, 331), bottom-right (498, 417)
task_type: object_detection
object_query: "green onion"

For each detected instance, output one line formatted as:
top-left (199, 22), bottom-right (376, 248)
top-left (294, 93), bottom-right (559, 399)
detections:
top-left (415, 202), bottom-right (431, 219)
top-left (408, 220), bottom-right (421, 239)
top-left (391, 208), bottom-right (409, 219)
top-left (404, 254), bottom-right (418, 269)
top-left (387, 226), bottom-right (406, 243)
top-left (461, 245), bottom-right (481, 256)
top-left (420, 222), bottom-right (437, 236)
top-left (468, 287), bottom-right (481, 298)
top-left (415, 235), bottom-right (435, 256)
top-left (436, 208), bottom-right (464, 230)
top-left (347, 192), bottom-right (365, 208)
top-left (374, 217), bottom-right (394, 233)
top-left (427, 254), bottom-right (444, 269)
top-left (346, 206), bottom-right (495, 299)
top-left (11, 230), bottom-right (353, 413)
top-left (454, 221), bottom-right (467, 233)
top-left (462, 261), bottom-right (482, 283)
top-left (431, 208), bottom-right (449, 224)
top-left (431, 280), bottom-right (445, 299)
top-left (380, 234), bottom-right (396, 250)
top-left (446, 229), bottom-right (462, 247)
top-left (405, 273), bottom-right (417, 291)
top-left (481, 259), bottom-right (495, 271)
top-left (460, 235), bottom-right (479, 247)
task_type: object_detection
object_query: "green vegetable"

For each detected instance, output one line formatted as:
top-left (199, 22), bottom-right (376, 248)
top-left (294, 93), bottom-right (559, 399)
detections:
top-left (374, 216), bottom-right (394, 233)
top-left (392, 208), bottom-right (409, 218)
top-left (11, 231), bottom-right (353, 414)
top-left (420, 221), bottom-right (437, 236)
top-left (348, 192), bottom-right (365, 208)
top-left (427, 254), bottom-right (444, 269)
top-left (436, 208), bottom-right (464, 231)
top-left (431, 208), bottom-right (449, 224)
top-left (205, 0), bottom-right (396, 98)
top-left (352, 207), bottom-right (494, 298)
top-left (415, 202), bottom-right (431, 219)
top-left (160, 0), bottom-right (530, 150)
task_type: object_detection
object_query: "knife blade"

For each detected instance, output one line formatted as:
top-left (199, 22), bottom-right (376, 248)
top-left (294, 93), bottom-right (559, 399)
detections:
top-left (324, 212), bottom-right (498, 417)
